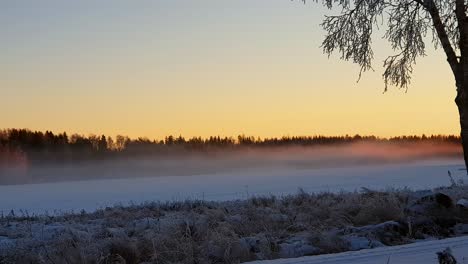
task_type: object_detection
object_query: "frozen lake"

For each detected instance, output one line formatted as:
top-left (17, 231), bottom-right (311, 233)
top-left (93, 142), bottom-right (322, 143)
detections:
top-left (0, 159), bottom-right (465, 214)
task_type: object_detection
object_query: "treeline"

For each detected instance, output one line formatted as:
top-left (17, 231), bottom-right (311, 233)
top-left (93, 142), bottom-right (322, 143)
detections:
top-left (0, 128), bottom-right (461, 165)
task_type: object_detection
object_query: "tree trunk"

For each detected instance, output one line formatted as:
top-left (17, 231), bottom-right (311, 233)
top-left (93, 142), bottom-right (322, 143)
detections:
top-left (455, 89), bottom-right (468, 174)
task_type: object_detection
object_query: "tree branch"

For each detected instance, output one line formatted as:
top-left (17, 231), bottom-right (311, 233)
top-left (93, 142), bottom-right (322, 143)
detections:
top-left (426, 0), bottom-right (459, 76)
top-left (455, 0), bottom-right (465, 33)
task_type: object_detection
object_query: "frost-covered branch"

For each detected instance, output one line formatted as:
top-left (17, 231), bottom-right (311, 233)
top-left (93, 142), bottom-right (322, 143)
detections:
top-left (310, 0), bottom-right (463, 90)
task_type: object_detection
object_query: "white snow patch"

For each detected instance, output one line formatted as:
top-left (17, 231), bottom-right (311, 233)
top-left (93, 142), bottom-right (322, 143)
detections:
top-left (457, 199), bottom-right (468, 208)
top-left (247, 236), bottom-right (468, 264)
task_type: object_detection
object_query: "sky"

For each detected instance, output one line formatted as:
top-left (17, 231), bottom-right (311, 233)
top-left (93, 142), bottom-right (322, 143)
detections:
top-left (0, 0), bottom-right (460, 139)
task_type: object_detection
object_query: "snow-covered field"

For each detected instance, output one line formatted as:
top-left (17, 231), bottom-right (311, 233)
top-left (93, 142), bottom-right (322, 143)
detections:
top-left (0, 159), bottom-right (465, 214)
top-left (248, 236), bottom-right (468, 264)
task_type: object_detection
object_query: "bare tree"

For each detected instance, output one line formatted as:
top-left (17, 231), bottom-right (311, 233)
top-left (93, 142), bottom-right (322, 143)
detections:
top-left (310, 0), bottom-right (468, 171)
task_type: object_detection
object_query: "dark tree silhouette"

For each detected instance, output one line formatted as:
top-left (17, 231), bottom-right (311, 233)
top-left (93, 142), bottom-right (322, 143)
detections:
top-left (311, 0), bottom-right (468, 172)
top-left (98, 135), bottom-right (108, 152)
top-left (0, 128), bottom-right (461, 173)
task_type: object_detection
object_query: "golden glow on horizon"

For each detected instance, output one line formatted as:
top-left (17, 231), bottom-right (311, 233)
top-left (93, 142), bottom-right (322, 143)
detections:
top-left (0, 1), bottom-right (460, 139)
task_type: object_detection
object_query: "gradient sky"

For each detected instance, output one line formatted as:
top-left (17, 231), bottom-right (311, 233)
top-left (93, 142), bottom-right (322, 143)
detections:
top-left (1, 0), bottom-right (459, 139)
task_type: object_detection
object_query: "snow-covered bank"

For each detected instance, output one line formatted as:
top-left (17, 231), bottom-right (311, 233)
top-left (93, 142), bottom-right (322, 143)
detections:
top-left (1, 185), bottom-right (468, 263)
top-left (0, 160), bottom-right (464, 214)
top-left (247, 236), bottom-right (468, 264)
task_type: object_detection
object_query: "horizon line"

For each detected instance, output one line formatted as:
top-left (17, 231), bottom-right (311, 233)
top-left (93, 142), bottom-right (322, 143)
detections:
top-left (1, 128), bottom-right (461, 142)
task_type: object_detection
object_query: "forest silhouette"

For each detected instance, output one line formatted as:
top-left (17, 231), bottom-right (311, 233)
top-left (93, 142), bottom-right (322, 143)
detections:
top-left (0, 128), bottom-right (463, 184)
top-left (0, 128), bottom-right (462, 165)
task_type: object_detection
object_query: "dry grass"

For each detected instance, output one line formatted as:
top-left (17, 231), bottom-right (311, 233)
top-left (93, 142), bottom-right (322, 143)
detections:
top-left (0, 186), bottom-right (467, 264)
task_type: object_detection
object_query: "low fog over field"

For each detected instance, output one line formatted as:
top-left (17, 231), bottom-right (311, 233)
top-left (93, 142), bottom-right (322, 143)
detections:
top-left (0, 140), bottom-right (466, 214)
top-left (0, 141), bottom-right (462, 185)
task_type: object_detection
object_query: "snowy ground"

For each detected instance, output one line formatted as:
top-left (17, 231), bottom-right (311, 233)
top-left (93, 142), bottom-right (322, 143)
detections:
top-left (247, 236), bottom-right (468, 264)
top-left (0, 159), bottom-right (465, 214)
top-left (2, 179), bottom-right (468, 263)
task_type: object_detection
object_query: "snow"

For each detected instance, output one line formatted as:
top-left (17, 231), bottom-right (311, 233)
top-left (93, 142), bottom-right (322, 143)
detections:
top-left (247, 236), bottom-right (468, 264)
top-left (458, 199), bottom-right (468, 208)
top-left (342, 235), bottom-right (384, 251)
top-left (0, 159), bottom-right (465, 214)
